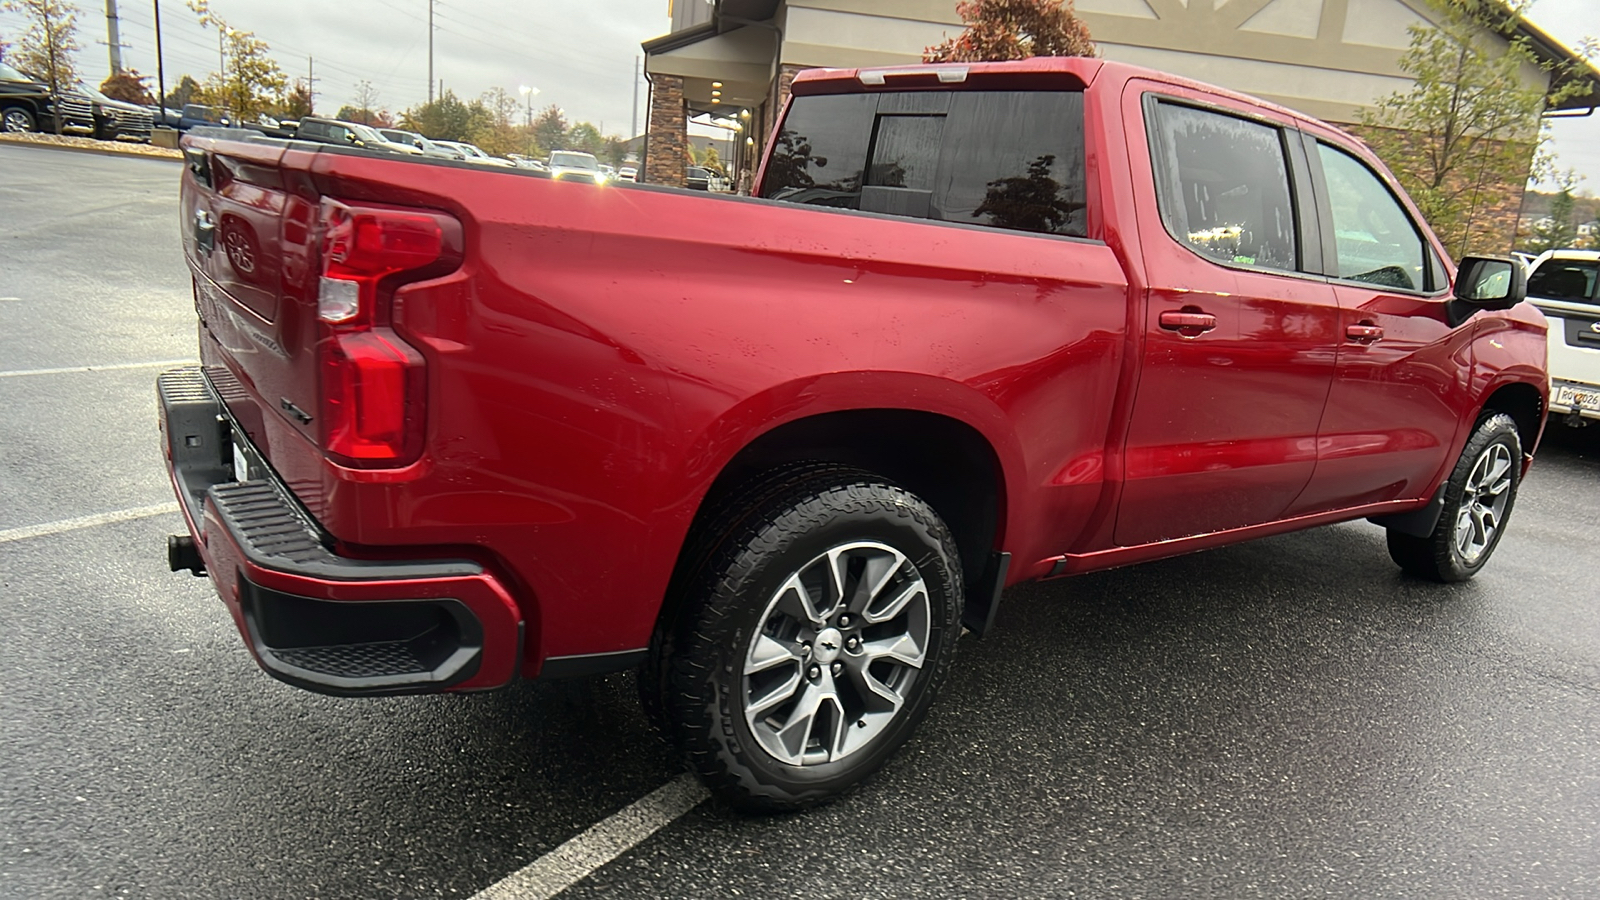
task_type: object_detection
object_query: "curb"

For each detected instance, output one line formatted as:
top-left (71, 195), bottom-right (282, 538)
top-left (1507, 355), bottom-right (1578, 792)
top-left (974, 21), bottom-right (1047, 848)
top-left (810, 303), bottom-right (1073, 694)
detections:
top-left (0, 135), bottom-right (182, 163)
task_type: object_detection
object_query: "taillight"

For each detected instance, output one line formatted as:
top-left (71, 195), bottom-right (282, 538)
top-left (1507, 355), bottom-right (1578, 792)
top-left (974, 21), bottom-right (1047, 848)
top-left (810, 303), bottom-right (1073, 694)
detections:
top-left (316, 199), bottom-right (457, 469)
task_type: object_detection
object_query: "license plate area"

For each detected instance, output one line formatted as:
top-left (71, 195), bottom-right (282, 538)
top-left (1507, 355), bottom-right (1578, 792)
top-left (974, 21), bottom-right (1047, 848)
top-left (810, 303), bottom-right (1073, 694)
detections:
top-left (1554, 383), bottom-right (1600, 411)
top-left (230, 425), bottom-right (268, 482)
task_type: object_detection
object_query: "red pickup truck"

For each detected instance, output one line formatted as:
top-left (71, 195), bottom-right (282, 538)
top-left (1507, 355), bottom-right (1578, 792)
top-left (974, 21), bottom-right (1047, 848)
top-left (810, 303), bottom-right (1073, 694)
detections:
top-left (160, 57), bottom-right (1546, 811)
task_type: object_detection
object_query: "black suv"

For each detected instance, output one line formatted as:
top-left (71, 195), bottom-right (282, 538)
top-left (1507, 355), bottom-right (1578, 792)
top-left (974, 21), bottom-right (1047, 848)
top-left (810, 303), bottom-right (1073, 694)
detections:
top-left (1, 61), bottom-right (53, 133)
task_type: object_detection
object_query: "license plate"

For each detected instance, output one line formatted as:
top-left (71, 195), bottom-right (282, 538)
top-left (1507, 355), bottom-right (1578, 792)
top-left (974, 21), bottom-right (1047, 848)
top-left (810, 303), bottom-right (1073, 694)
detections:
top-left (232, 435), bottom-right (251, 482)
top-left (1555, 384), bottom-right (1600, 411)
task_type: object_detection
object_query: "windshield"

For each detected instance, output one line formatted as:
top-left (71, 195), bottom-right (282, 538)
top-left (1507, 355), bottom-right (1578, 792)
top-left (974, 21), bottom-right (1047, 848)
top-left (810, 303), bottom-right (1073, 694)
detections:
top-left (347, 122), bottom-right (384, 142)
top-left (0, 62), bottom-right (35, 83)
top-left (1528, 260), bottom-right (1600, 305)
top-left (550, 152), bottom-right (598, 170)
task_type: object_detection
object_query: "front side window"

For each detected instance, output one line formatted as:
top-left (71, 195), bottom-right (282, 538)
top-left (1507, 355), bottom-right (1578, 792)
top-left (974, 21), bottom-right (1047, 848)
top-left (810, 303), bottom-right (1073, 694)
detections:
top-left (1148, 100), bottom-right (1298, 272)
top-left (762, 91), bottom-right (1087, 237)
top-left (1317, 143), bottom-right (1428, 291)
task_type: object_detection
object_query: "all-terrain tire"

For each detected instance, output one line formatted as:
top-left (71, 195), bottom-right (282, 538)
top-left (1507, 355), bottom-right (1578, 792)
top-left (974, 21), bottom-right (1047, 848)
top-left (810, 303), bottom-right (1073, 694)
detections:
top-left (652, 468), bottom-right (963, 812)
top-left (1387, 412), bottom-right (1522, 583)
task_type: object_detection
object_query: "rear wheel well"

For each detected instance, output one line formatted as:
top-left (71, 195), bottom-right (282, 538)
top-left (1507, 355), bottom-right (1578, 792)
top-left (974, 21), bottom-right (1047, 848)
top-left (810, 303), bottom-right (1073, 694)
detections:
top-left (682, 410), bottom-right (1004, 601)
top-left (1481, 382), bottom-right (1543, 454)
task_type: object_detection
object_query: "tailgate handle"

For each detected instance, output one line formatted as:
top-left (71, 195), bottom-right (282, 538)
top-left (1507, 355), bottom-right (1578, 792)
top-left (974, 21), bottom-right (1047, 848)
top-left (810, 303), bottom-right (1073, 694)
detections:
top-left (194, 209), bottom-right (216, 255)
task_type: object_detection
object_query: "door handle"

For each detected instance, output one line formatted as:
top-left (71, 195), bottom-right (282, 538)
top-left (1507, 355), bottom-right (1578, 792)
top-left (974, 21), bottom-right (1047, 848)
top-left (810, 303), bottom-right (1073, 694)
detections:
top-left (194, 209), bottom-right (216, 255)
top-left (1346, 322), bottom-right (1383, 343)
top-left (1158, 310), bottom-right (1217, 335)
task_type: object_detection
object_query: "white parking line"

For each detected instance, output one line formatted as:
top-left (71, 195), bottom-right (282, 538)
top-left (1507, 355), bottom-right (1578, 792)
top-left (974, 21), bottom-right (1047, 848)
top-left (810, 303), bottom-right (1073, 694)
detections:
top-left (0, 296), bottom-right (21, 302)
top-left (470, 774), bottom-right (709, 900)
top-left (0, 502), bottom-right (180, 545)
top-left (0, 359), bottom-right (196, 379)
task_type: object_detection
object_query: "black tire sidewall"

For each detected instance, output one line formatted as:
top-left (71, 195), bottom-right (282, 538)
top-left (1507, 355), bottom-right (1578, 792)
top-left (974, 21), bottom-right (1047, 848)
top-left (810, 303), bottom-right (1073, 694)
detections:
top-left (680, 482), bottom-right (962, 808)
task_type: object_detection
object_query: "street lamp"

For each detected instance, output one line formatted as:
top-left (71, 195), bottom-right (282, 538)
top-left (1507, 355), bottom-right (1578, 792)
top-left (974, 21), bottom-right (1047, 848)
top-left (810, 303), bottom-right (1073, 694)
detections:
top-left (519, 84), bottom-right (539, 128)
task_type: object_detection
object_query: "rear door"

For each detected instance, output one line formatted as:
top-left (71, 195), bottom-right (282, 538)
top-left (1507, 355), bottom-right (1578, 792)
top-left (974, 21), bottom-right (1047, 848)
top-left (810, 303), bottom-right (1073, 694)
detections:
top-left (1113, 83), bottom-right (1340, 546)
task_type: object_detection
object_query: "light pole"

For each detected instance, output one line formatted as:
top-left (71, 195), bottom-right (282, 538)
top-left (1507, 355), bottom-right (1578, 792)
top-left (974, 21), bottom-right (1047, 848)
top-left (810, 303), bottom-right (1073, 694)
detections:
top-left (519, 84), bottom-right (539, 129)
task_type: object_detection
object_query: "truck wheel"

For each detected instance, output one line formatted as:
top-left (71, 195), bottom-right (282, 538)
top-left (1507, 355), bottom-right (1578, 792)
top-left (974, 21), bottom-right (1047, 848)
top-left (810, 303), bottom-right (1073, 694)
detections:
top-left (3, 107), bottom-right (36, 133)
top-left (1387, 413), bottom-right (1521, 583)
top-left (656, 469), bottom-right (963, 812)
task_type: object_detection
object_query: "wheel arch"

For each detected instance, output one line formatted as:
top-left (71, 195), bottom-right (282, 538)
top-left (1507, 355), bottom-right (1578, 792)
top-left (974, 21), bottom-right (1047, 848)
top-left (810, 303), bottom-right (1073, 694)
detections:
top-left (1480, 378), bottom-right (1546, 464)
top-left (659, 373), bottom-right (1026, 637)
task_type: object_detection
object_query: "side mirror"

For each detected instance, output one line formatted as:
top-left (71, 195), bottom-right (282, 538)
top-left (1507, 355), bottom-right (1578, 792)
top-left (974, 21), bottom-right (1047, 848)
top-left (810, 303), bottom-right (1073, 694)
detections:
top-left (1453, 256), bottom-right (1525, 310)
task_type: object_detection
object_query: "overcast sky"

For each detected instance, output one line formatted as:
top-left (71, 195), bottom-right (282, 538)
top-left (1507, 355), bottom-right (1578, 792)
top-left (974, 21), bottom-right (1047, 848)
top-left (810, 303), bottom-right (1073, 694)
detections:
top-left (0, 0), bottom-right (1594, 187)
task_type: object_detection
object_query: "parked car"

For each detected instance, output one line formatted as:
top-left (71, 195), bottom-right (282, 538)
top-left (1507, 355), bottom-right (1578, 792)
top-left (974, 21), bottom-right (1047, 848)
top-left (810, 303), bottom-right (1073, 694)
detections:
top-left (616, 165), bottom-right (638, 182)
top-left (61, 84), bottom-right (154, 141)
top-left (435, 140), bottom-right (516, 166)
top-left (547, 149), bottom-right (605, 182)
top-left (685, 165), bottom-right (711, 190)
top-left (0, 61), bottom-right (54, 133)
top-left (379, 128), bottom-right (460, 159)
top-left (162, 57), bottom-right (1547, 814)
top-left (1525, 249), bottom-right (1600, 424)
top-left (175, 103), bottom-right (230, 131)
top-left (293, 117), bottom-right (423, 155)
top-left (507, 153), bottom-right (548, 170)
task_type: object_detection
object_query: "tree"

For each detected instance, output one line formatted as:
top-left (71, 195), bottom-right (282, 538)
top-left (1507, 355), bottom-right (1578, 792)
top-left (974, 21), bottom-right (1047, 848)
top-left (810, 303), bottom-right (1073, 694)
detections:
top-left (532, 104), bottom-right (568, 152)
top-left (1523, 172), bottom-right (1585, 253)
top-left (1359, 0), bottom-right (1593, 258)
top-left (163, 73), bottom-right (201, 109)
top-left (348, 79), bottom-right (379, 124)
top-left (277, 80), bottom-right (312, 119)
top-left (99, 69), bottom-right (153, 105)
top-left (567, 121), bottom-right (603, 155)
top-left (924, 0), bottom-right (1095, 63)
top-left (3, 0), bottom-right (82, 122)
top-left (700, 144), bottom-right (723, 174)
top-left (187, 1), bottom-right (288, 121)
top-left (399, 89), bottom-right (477, 140)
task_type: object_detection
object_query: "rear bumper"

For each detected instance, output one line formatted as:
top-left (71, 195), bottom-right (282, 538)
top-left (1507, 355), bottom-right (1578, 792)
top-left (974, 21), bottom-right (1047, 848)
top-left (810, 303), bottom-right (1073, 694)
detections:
top-left (157, 366), bottom-right (523, 696)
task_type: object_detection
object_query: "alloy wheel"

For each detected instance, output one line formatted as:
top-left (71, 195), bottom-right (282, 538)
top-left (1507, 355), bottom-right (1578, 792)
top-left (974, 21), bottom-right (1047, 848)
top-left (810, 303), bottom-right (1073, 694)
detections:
top-left (742, 541), bottom-right (931, 767)
top-left (1454, 442), bottom-right (1514, 564)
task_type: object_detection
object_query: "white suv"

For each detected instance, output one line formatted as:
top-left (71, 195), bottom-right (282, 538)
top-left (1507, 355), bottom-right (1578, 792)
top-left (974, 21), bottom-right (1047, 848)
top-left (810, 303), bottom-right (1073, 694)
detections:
top-left (1526, 249), bottom-right (1600, 424)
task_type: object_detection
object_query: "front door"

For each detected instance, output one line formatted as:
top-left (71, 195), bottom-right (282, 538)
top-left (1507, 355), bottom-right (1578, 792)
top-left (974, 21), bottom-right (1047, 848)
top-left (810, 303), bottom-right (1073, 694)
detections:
top-left (1114, 86), bottom-right (1341, 547)
top-left (1287, 137), bottom-right (1475, 514)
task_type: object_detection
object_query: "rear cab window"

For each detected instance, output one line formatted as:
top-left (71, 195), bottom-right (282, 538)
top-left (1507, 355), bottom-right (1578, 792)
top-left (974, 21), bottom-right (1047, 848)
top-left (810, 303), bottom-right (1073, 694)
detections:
top-left (761, 91), bottom-right (1088, 238)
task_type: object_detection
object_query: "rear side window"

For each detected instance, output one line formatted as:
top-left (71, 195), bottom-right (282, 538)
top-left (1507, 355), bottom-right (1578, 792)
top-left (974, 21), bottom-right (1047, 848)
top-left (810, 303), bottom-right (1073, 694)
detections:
top-left (1316, 143), bottom-right (1428, 291)
top-left (1528, 261), bottom-right (1599, 304)
top-left (1147, 100), bottom-right (1298, 272)
top-left (762, 91), bottom-right (1088, 237)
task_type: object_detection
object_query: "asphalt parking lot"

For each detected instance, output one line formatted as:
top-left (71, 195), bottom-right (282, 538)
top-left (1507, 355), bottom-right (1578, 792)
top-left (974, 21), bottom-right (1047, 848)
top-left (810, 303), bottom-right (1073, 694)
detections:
top-left (4, 142), bottom-right (1600, 899)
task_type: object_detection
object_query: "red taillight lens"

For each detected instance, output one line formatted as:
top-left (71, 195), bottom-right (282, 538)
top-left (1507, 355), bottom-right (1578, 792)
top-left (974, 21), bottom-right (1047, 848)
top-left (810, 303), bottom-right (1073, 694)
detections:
top-left (316, 200), bottom-right (457, 470)
top-left (321, 330), bottom-right (426, 465)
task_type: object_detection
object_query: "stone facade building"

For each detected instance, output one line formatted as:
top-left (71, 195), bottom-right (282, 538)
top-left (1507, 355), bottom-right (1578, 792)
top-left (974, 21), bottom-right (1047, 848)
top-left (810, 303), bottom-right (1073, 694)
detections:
top-left (642, 0), bottom-right (1598, 252)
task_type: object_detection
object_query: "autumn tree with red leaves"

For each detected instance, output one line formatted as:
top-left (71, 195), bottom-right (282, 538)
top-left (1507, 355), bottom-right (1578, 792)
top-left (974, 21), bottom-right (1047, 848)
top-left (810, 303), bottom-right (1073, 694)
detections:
top-left (924, 0), bottom-right (1096, 62)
